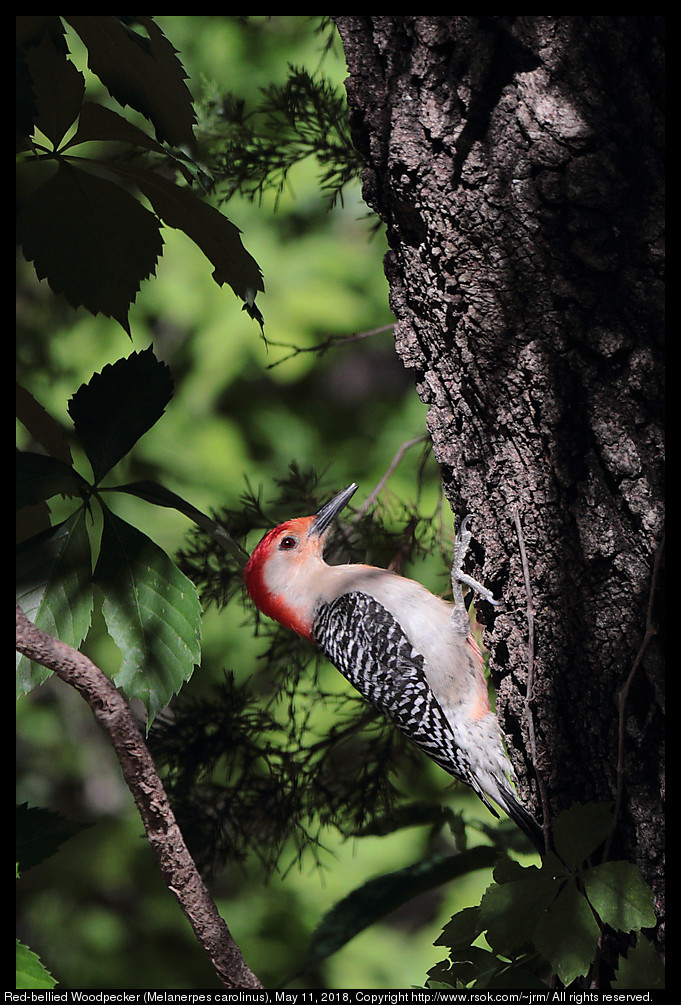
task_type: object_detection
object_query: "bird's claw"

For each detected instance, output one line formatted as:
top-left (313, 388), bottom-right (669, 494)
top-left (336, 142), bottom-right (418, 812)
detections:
top-left (450, 514), bottom-right (503, 634)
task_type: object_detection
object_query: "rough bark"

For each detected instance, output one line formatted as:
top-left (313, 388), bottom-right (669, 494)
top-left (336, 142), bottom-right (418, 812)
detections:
top-left (334, 14), bottom-right (664, 945)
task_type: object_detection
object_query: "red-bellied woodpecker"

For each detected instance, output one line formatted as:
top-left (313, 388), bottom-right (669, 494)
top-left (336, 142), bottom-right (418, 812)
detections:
top-left (244, 483), bottom-right (543, 852)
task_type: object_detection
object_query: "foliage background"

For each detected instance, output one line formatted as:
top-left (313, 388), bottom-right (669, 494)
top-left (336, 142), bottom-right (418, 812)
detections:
top-left (16, 17), bottom-right (524, 990)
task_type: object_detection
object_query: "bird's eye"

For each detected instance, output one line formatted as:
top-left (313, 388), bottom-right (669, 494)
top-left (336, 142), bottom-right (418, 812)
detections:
top-left (280, 536), bottom-right (297, 550)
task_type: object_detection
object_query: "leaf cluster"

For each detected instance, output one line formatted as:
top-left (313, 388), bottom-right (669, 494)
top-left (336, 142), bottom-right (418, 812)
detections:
top-left (16, 16), bottom-right (264, 334)
top-left (429, 803), bottom-right (663, 990)
top-left (16, 349), bottom-right (243, 725)
top-left (199, 65), bottom-right (363, 208)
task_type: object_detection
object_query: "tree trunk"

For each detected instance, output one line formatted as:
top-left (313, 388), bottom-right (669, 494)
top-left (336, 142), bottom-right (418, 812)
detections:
top-left (334, 13), bottom-right (664, 952)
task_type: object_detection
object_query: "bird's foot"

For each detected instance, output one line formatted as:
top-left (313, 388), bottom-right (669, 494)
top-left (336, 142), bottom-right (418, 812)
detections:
top-left (450, 514), bottom-right (503, 634)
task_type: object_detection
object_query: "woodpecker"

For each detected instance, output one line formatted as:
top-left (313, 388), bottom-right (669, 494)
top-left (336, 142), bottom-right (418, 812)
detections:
top-left (244, 484), bottom-right (543, 852)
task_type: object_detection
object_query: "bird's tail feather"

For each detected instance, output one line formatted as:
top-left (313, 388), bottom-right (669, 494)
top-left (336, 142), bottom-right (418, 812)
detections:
top-left (496, 788), bottom-right (545, 853)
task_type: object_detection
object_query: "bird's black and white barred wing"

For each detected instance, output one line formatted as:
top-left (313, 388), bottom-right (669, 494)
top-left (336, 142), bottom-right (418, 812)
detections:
top-left (313, 590), bottom-right (544, 852)
top-left (312, 590), bottom-right (485, 794)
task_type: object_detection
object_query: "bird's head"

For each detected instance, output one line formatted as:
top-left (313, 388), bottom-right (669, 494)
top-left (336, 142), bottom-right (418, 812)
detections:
top-left (243, 483), bottom-right (358, 638)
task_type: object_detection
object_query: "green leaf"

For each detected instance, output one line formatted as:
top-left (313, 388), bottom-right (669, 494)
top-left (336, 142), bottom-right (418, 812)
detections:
top-left (16, 451), bottom-right (90, 509)
top-left (22, 32), bottom-right (85, 147)
top-left (532, 880), bottom-right (600, 986)
top-left (110, 161), bottom-right (264, 304)
top-left (480, 864), bottom-right (557, 955)
top-left (16, 803), bottom-right (90, 872)
top-left (298, 849), bottom-right (497, 974)
top-left (431, 946), bottom-right (501, 990)
top-left (552, 802), bottom-right (614, 869)
top-left (66, 99), bottom-right (165, 151)
top-left (16, 940), bottom-right (56, 990)
top-left (491, 854), bottom-right (532, 884)
top-left (111, 479), bottom-right (249, 566)
top-left (16, 384), bottom-right (73, 465)
top-left (16, 510), bottom-right (94, 696)
top-left (434, 906), bottom-right (483, 950)
top-left (63, 16), bottom-right (196, 149)
top-left (94, 507), bottom-right (201, 725)
top-left (613, 935), bottom-right (665, 989)
top-left (581, 861), bottom-right (657, 933)
top-left (17, 161), bottom-right (163, 334)
top-left (67, 349), bottom-right (173, 483)
top-left (62, 102), bottom-right (202, 188)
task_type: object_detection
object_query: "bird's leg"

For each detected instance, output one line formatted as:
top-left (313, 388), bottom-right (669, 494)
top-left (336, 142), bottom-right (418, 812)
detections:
top-left (451, 514), bottom-right (503, 635)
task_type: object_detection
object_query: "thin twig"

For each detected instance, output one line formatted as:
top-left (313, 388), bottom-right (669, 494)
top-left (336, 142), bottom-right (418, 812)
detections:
top-left (15, 605), bottom-right (262, 990)
top-left (350, 435), bottom-right (430, 525)
top-left (265, 324), bottom-right (394, 369)
top-left (513, 508), bottom-right (551, 853)
top-left (602, 533), bottom-right (664, 862)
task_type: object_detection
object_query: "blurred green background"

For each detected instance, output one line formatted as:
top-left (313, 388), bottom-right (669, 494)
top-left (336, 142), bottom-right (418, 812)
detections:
top-left (16, 16), bottom-right (509, 990)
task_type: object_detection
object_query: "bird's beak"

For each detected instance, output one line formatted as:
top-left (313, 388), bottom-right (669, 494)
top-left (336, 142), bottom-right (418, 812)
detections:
top-left (309, 483), bottom-right (358, 537)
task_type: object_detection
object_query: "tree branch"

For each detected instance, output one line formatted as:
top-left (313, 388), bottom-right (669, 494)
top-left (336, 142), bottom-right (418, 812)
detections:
top-left (265, 324), bottom-right (394, 369)
top-left (350, 434), bottom-right (429, 524)
top-left (15, 604), bottom-right (262, 990)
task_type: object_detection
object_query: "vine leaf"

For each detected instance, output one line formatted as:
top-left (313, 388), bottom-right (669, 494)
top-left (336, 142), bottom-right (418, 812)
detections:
top-left (64, 100), bottom-right (168, 157)
top-left (581, 861), bottom-right (656, 933)
top-left (112, 162), bottom-right (265, 305)
top-left (16, 803), bottom-right (90, 873)
top-left (532, 880), bottom-right (601, 987)
top-left (21, 32), bottom-right (84, 148)
top-left (16, 451), bottom-right (89, 510)
top-left (67, 349), bottom-right (173, 483)
top-left (17, 162), bottom-right (163, 335)
top-left (63, 15), bottom-right (196, 149)
top-left (94, 506), bottom-right (202, 726)
top-left (552, 801), bottom-right (614, 870)
top-left (112, 479), bottom-right (249, 566)
top-left (613, 936), bottom-right (665, 990)
top-left (16, 511), bottom-right (94, 696)
top-left (17, 17), bottom-right (264, 332)
top-left (16, 384), bottom-right (74, 464)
